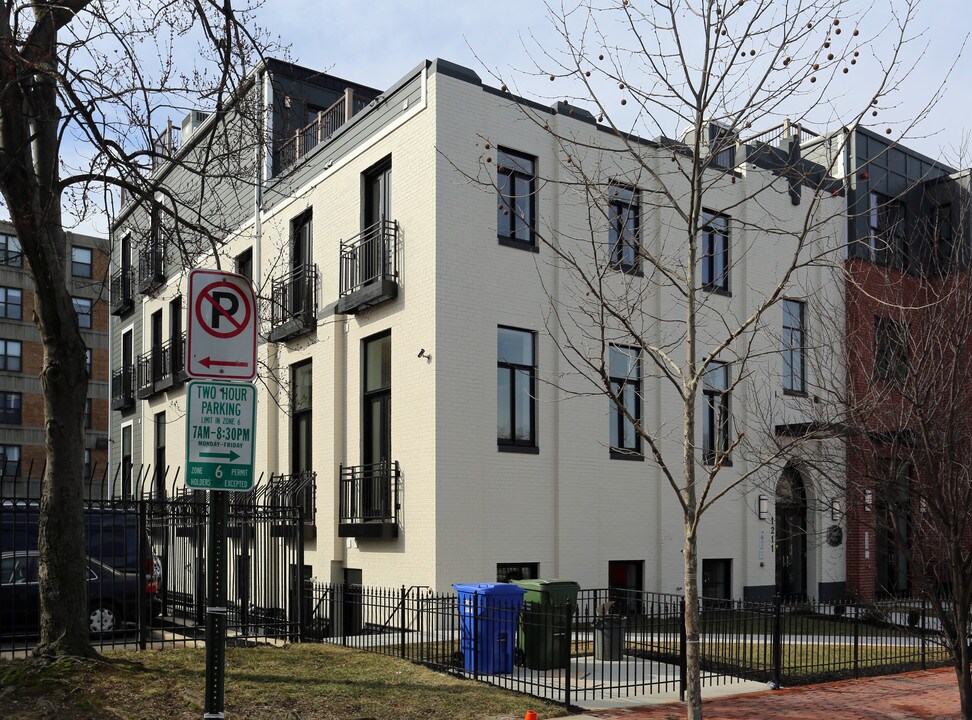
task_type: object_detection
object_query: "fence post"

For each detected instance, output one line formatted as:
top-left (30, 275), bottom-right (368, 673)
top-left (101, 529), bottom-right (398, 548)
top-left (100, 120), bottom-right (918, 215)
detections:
top-left (920, 597), bottom-right (927, 670)
top-left (473, 591), bottom-right (480, 681)
top-left (772, 595), bottom-right (782, 689)
top-left (400, 585), bottom-right (407, 659)
top-left (853, 600), bottom-right (860, 679)
top-left (138, 498), bottom-right (148, 651)
top-left (564, 600), bottom-right (573, 707)
top-left (341, 583), bottom-right (348, 647)
top-left (297, 505), bottom-right (306, 643)
top-left (679, 597), bottom-right (687, 701)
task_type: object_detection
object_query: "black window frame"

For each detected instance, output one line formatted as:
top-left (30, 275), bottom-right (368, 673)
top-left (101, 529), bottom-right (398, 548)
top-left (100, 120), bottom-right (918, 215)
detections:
top-left (874, 316), bottom-right (908, 384)
top-left (73, 296), bottom-right (93, 329)
top-left (701, 210), bottom-right (730, 293)
top-left (496, 148), bottom-right (538, 251)
top-left (702, 361), bottom-right (731, 466)
top-left (0, 338), bottom-right (22, 372)
top-left (608, 184), bottom-right (641, 273)
top-left (85, 347), bottom-right (92, 377)
top-left (0, 287), bottom-right (23, 320)
top-left (497, 325), bottom-right (538, 452)
top-left (0, 233), bottom-right (22, 267)
top-left (71, 246), bottom-right (93, 278)
top-left (0, 444), bottom-right (19, 477)
top-left (85, 398), bottom-right (93, 429)
top-left (782, 299), bottom-right (806, 395)
top-left (609, 344), bottom-right (643, 459)
top-left (236, 247), bottom-right (253, 281)
top-left (496, 562), bottom-right (539, 583)
top-left (291, 359), bottom-right (314, 523)
top-left (0, 392), bottom-right (21, 424)
top-left (868, 191), bottom-right (907, 266)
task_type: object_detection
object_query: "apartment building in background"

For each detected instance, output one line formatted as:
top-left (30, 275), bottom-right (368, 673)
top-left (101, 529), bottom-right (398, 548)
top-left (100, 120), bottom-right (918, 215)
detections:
top-left (0, 221), bottom-right (110, 495)
top-left (110, 57), bottom-right (856, 599)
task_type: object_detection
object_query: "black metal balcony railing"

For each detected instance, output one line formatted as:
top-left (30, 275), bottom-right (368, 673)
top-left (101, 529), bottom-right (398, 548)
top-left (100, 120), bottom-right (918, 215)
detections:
top-left (265, 470), bottom-right (317, 528)
top-left (136, 333), bottom-right (187, 399)
top-left (339, 461), bottom-right (400, 539)
top-left (269, 264), bottom-right (318, 342)
top-left (109, 268), bottom-right (134, 315)
top-left (111, 367), bottom-right (135, 411)
top-left (336, 219), bottom-right (399, 315)
top-left (277, 89), bottom-right (373, 173)
top-left (138, 247), bottom-right (165, 294)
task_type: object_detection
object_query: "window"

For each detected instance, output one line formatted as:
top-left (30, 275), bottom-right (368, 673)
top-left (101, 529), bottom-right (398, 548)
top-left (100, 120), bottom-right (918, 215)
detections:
top-left (701, 211), bottom-right (729, 292)
top-left (496, 563), bottom-right (539, 583)
top-left (702, 362), bottom-right (731, 465)
top-left (608, 560), bottom-right (644, 615)
top-left (609, 345), bottom-right (642, 457)
top-left (83, 449), bottom-right (91, 482)
top-left (71, 246), bottom-right (93, 278)
top-left (0, 233), bottom-right (22, 267)
top-left (933, 204), bottom-right (954, 267)
top-left (497, 327), bottom-right (537, 450)
top-left (0, 393), bottom-right (20, 424)
top-left (702, 559), bottom-right (732, 601)
top-left (868, 192), bottom-right (906, 265)
top-left (497, 148), bottom-right (537, 249)
top-left (84, 347), bottom-right (92, 377)
top-left (291, 360), bottom-right (314, 523)
top-left (73, 297), bottom-right (93, 328)
top-left (0, 287), bottom-right (23, 320)
top-left (236, 248), bottom-right (253, 281)
top-left (0, 339), bottom-right (22, 372)
top-left (874, 317), bottom-right (908, 383)
top-left (85, 398), bottom-right (93, 429)
top-left (0, 444), bottom-right (20, 477)
top-left (120, 425), bottom-right (132, 498)
top-left (782, 299), bottom-right (805, 394)
top-left (154, 412), bottom-right (166, 498)
top-left (609, 184), bottom-right (640, 271)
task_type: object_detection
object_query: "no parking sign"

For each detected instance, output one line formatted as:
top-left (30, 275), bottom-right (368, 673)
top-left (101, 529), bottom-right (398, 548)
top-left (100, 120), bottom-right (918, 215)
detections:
top-left (186, 269), bottom-right (257, 380)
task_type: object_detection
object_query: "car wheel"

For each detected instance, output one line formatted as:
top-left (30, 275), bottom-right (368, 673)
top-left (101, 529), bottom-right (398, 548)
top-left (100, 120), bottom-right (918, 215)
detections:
top-left (89, 604), bottom-right (120, 634)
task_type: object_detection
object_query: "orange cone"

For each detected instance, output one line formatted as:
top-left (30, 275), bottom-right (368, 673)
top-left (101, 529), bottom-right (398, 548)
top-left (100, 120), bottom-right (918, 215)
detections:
top-left (524, 712), bottom-right (538, 720)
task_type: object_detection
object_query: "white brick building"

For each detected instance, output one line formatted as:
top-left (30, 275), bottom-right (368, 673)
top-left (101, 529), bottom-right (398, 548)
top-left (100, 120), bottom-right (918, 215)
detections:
top-left (110, 58), bottom-right (847, 599)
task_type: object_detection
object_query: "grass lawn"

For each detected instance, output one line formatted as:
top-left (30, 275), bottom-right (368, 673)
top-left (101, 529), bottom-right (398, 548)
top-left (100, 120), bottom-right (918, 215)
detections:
top-left (0, 643), bottom-right (568, 720)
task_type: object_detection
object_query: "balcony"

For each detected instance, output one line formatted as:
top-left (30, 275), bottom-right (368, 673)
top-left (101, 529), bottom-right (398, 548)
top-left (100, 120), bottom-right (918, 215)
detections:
top-left (137, 247), bottom-right (165, 294)
top-left (277, 88), bottom-right (373, 174)
top-left (264, 471), bottom-right (317, 539)
top-left (269, 264), bottom-right (318, 342)
top-left (109, 268), bottom-right (134, 315)
top-left (336, 220), bottom-right (400, 315)
top-left (136, 333), bottom-right (187, 399)
top-left (339, 461), bottom-right (400, 539)
top-left (111, 367), bottom-right (135, 411)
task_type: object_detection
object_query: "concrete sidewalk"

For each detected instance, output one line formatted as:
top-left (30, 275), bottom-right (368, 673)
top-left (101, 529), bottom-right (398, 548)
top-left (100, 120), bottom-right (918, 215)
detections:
top-left (557, 667), bottom-right (961, 720)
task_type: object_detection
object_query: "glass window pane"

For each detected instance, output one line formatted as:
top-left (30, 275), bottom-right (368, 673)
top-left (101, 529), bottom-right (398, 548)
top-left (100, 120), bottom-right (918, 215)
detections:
top-left (703, 363), bottom-right (728, 391)
top-left (498, 328), bottom-right (532, 365)
top-left (365, 334), bottom-right (391, 391)
top-left (292, 362), bottom-right (312, 411)
top-left (514, 370), bottom-right (532, 441)
top-left (497, 368), bottom-right (511, 440)
top-left (514, 176), bottom-right (531, 239)
top-left (609, 346), bottom-right (638, 379)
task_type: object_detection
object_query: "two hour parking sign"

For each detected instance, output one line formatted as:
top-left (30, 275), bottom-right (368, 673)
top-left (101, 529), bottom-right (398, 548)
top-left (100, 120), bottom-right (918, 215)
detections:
top-left (187, 269), bottom-right (257, 380)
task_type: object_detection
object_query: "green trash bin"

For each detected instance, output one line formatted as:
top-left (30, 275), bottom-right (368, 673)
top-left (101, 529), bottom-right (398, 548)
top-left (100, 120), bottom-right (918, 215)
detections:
top-left (512, 579), bottom-right (579, 670)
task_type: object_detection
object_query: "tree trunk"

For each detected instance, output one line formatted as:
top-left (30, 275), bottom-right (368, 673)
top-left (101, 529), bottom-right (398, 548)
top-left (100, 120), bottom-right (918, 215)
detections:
top-left (954, 601), bottom-right (972, 720)
top-left (683, 517), bottom-right (702, 720)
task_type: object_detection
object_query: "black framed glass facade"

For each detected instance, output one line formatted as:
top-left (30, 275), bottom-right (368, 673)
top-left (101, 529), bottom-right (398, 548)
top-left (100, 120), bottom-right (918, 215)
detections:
top-left (701, 211), bottom-right (729, 292)
top-left (0, 339), bottom-right (21, 372)
top-left (702, 361), bottom-right (731, 465)
top-left (0, 288), bottom-right (22, 320)
top-left (782, 299), bottom-right (805, 393)
top-left (71, 246), bottom-right (93, 278)
top-left (609, 184), bottom-right (640, 271)
top-left (609, 345), bottom-right (641, 456)
top-left (0, 233), bottom-right (21, 267)
top-left (73, 297), bottom-right (93, 329)
top-left (497, 326), bottom-right (536, 448)
top-left (0, 392), bottom-right (20, 424)
top-left (497, 148), bottom-right (536, 249)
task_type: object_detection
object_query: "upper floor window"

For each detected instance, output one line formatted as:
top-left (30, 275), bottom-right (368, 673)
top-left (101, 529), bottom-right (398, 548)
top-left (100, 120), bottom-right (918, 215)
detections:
top-left (874, 316), bottom-right (908, 384)
top-left (0, 233), bottom-right (22, 267)
top-left (497, 148), bottom-right (536, 250)
top-left (71, 246), bottom-right (93, 278)
top-left (702, 362), bottom-right (731, 465)
top-left (497, 326), bottom-right (536, 449)
top-left (0, 392), bottom-right (21, 424)
top-left (0, 287), bottom-right (23, 320)
top-left (782, 299), bottom-right (806, 394)
top-left (85, 347), bottom-right (92, 377)
top-left (868, 192), bottom-right (906, 265)
top-left (609, 184), bottom-right (640, 272)
top-left (0, 444), bottom-right (20, 477)
top-left (701, 211), bottom-right (729, 292)
top-left (609, 345), bottom-right (642, 457)
top-left (236, 247), bottom-right (253, 281)
top-left (0, 339), bottom-right (22, 372)
top-left (85, 398), bottom-right (93, 429)
top-left (73, 297), bottom-right (93, 329)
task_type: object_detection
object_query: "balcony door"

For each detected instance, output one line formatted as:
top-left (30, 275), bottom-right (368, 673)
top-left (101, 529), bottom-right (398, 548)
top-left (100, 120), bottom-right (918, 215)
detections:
top-left (291, 213), bottom-right (312, 318)
top-left (362, 332), bottom-right (390, 519)
top-left (150, 310), bottom-right (163, 382)
top-left (362, 159), bottom-right (391, 285)
top-left (170, 295), bottom-right (183, 374)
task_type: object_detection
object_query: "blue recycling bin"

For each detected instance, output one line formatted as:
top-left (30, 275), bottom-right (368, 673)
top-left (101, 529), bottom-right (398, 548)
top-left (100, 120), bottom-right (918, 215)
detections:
top-left (453, 582), bottom-right (525, 674)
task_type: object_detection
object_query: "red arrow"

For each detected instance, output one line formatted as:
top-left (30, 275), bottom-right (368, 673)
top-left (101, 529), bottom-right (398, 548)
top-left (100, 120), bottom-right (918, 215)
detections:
top-left (200, 356), bottom-right (249, 369)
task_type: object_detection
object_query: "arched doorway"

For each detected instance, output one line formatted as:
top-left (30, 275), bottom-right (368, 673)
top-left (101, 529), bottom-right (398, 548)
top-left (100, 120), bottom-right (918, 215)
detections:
top-left (775, 466), bottom-right (808, 598)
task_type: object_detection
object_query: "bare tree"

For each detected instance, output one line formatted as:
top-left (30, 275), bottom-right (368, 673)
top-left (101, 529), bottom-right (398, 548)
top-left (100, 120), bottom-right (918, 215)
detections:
top-left (477, 1), bottom-right (934, 716)
top-left (0, 1), bottom-right (274, 659)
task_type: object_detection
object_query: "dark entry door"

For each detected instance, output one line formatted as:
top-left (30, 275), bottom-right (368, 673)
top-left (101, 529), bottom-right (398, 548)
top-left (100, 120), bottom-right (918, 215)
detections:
top-left (362, 333), bottom-right (391, 519)
top-left (775, 468), bottom-right (807, 598)
top-left (363, 161), bottom-right (391, 284)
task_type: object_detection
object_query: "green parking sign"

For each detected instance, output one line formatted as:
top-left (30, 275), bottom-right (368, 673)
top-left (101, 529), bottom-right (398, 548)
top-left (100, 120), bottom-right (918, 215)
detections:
top-left (185, 380), bottom-right (256, 491)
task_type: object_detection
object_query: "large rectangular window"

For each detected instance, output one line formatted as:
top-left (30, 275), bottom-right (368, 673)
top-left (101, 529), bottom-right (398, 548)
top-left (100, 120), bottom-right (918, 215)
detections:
top-left (874, 316), bottom-right (908, 383)
top-left (235, 248), bottom-right (253, 281)
top-left (0, 288), bottom-right (23, 320)
top-left (73, 297), bottom-right (93, 329)
top-left (0, 339), bottom-right (22, 372)
top-left (782, 299), bottom-right (805, 394)
top-left (85, 398), bottom-right (93, 429)
top-left (154, 411), bottom-right (166, 498)
top-left (71, 246), bottom-right (93, 278)
top-left (868, 192), bottom-right (907, 265)
top-left (291, 360), bottom-right (314, 522)
top-left (701, 211), bottom-right (729, 292)
top-left (0, 445), bottom-right (19, 477)
top-left (0, 393), bottom-right (21, 424)
top-left (609, 184), bottom-right (640, 272)
top-left (496, 563), bottom-right (539, 583)
top-left (609, 345), bottom-right (641, 457)
top-left (497, 148), bottom-right (537, 249)
top-left (702, 362), bottom-right (731, 465)
top-left (0, 233), bottom-right (22, 267)
top-left (497, 327), bottom-right (537, 450)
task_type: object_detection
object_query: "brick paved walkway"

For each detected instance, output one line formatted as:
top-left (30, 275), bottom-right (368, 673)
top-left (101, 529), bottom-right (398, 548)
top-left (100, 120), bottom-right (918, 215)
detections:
top-left (583, 668), bottom-right (962, 720)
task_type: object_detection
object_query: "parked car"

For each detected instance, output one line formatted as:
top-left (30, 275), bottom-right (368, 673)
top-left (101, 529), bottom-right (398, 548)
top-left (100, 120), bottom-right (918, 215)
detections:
top-left (0, 550), bottom-right (157, 634)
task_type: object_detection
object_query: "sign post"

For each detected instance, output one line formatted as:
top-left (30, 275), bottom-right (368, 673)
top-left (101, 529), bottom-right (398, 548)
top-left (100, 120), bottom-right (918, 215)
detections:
top-left (186, 269), bottom-right (257, 720)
